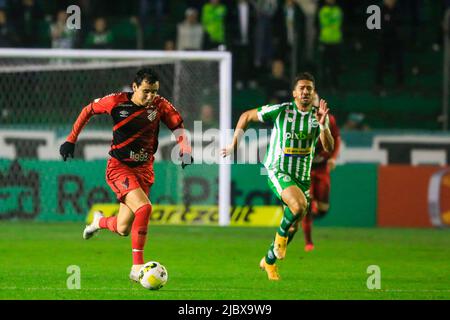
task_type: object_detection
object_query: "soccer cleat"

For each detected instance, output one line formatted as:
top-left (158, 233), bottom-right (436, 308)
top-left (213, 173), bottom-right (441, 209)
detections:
top-left (259, 257), bottom-right (280, 281)
top-left (304, 243), bottom-right (315, 252)
top-left (129, 264), bottom-right (143, 282)
top-left (273, 232), bottom-right (288, 260)
top-left (82, 211), bottom-right (103, 240)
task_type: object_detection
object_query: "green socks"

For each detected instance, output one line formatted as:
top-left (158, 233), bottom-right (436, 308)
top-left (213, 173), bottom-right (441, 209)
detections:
top-left (277, 206), bottom-right (297, 237)
top-left (265, 206), bottom-right (302, 265)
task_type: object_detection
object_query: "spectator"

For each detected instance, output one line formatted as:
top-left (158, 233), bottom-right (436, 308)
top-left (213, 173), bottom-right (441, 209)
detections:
top-left (343, 112), bottom-right (370, 131)
top-left (50, 10), bottom-right (77, 49)
top-left (177, 8), bottom-right (204, 50)
top-left (139, 0), bottom-right (167, 48)
top-left (12, 0), bottom-right (43, 47)
top-left (84, 17), bottom-right (114, 49)
top-left (253, 0), bottom-right (278, 73)
top-left (0, 9), bottom-right (18, 47)
top-left (201, 0), bottom-right (227, 50)
top-left (273, 0), bottom-right (306, 77)
top-left (297, 0), bottom-right (319, 66)
top-left (261, 59), bottom-right (291, 104)
top-left (374, 0), bottom-right (404, 95)
top-left (228, 0), bottom-right (256, 88)
top-left (431, 0), bottom-right (450, 51)
top-left (318, 0), bottom-right (343, 91)
top-left (401, 0), bottom-right (421, 46)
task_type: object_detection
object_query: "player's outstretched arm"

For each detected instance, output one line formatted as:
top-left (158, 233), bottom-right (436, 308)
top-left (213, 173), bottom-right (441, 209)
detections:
top-left (316, 99), bottom-right (334, 153)
top-left (221, 108), bottom-right (259, 157)
top-left (59, 94), bottom-right (119, 161)
top-left (59, 105), bottom-right (95, 161)
top-left (172, 123), bottom-right (193, 169)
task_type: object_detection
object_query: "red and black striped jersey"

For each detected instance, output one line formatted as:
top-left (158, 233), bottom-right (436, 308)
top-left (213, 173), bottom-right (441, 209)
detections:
top-left (312, 114), bottom-right (341, 168)
top-left (66, 92), bottom-right (184, 167)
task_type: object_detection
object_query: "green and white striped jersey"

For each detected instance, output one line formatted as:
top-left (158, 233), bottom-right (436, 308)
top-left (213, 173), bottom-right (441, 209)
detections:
top-left (257, 101), bottom-right (326, 182)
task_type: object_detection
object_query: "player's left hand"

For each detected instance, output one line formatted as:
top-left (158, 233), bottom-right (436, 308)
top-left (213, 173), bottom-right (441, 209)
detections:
top-left (316, 99), bottom-right (330, 126)
top-left (180, 153), bottom-right (194, 169)
top-left (327, 158), bottom-right (336, 171)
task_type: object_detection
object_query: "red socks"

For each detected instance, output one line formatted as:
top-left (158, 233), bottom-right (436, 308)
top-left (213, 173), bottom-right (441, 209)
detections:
top-left (302, 213), bottom-right (313, 245)
top-left (99, 216), bottom-right (118, 233)
top-left (98, 204), bottom-right (152, 265)
top-left (131, 204), bottom-right (152, 265)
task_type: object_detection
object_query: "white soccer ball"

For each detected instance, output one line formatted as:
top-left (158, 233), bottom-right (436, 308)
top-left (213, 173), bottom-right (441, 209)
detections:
top-left (138, 261), bottom-right (168, 290)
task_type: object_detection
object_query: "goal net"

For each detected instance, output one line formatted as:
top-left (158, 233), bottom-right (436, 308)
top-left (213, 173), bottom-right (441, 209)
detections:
top-left (0, 49), bottom-right (231, 225)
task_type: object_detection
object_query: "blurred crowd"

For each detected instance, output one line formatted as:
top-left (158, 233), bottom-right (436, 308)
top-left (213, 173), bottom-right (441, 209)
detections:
top-left (0, 0), bottom-right (449, 130)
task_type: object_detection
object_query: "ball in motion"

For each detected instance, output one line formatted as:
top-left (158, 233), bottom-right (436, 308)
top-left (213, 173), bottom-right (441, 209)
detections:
top-left (139, 261), bottom-right (168, 290)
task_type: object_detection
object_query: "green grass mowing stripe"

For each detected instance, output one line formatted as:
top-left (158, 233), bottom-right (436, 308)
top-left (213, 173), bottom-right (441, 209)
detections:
top-left (0, 222), bottom-right (449, 300)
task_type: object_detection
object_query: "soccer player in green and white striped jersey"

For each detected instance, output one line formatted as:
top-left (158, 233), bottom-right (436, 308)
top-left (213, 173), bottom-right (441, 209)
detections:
top-left (221, 72), bottom-right (334, 280)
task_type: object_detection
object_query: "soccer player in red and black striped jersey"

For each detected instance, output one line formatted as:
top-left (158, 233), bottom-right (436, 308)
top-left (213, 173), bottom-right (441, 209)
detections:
top-left (59, 68), bottom-right (192, 281)
top-left (300, 111), bottom-right (340, 251)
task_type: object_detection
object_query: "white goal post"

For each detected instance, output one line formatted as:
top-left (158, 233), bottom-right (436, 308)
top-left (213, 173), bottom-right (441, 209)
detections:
top-left (0, 48), bottom-right (232, 226)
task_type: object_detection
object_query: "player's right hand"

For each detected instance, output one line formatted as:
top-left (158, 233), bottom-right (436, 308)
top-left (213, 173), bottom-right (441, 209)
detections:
top-left (59, 141), bottom-right (75, 161)
top-left (220, 145), bottom-right (234, 158)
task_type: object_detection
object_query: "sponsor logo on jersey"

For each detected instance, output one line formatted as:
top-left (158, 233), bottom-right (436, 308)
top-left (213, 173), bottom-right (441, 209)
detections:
top-left (119, 110), bottom-right (129, 118)
top-left (284, 132), bottom-right (312, 140)
top-left (147, 109), bottom-right (158, 122)
top-left (283, 175), bottom-right (292, 182)
top-left (283, 147), bottom-right (312, 157)
top-left (130, 148), bottom-right (149, 162)
top-left (309, 118), bottom-right (320, 128)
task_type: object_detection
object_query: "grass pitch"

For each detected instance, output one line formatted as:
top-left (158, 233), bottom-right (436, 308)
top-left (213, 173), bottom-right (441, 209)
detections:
top-left (0, 222), bottom-right (449, 300)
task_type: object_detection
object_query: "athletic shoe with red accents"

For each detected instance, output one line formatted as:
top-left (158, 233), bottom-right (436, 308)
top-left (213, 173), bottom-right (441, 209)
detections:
top-left (82, 211), bottom-right (103, 240)
top-left (304, 243), bottom-right (315, 252)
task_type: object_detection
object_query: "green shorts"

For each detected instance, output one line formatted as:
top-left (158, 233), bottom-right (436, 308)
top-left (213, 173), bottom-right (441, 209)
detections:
top-left (267, 170), bottom-right (311, 204)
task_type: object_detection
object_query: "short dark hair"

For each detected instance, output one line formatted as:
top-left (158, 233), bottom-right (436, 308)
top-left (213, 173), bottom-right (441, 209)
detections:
top-left (292, 72), bottom-right (315, 89)
top-left (133, 68), bottom-right (159, 86)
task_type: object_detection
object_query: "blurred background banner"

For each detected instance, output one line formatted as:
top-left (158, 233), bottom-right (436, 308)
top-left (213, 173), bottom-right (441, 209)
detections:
top-left (4, 154), bottom-right (449, 228)
top-left (0, 158), bottom-right (377, 226)
top-left (378, 165), bottom-right (450, 227)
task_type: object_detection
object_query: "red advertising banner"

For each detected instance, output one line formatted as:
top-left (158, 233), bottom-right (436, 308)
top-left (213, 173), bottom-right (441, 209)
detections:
top-left (378, 165), bottom-right (450, 227)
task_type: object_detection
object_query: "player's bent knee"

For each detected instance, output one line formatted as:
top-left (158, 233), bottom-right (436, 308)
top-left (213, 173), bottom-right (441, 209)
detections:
top-left (290, 202), bottom-right (307, 217)
top-left (317, 202), bottom-right (329, 212)
top-left (117, 225), bottom-right (131, 236)
top-left (315, 202), bottom-right (329, 218)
